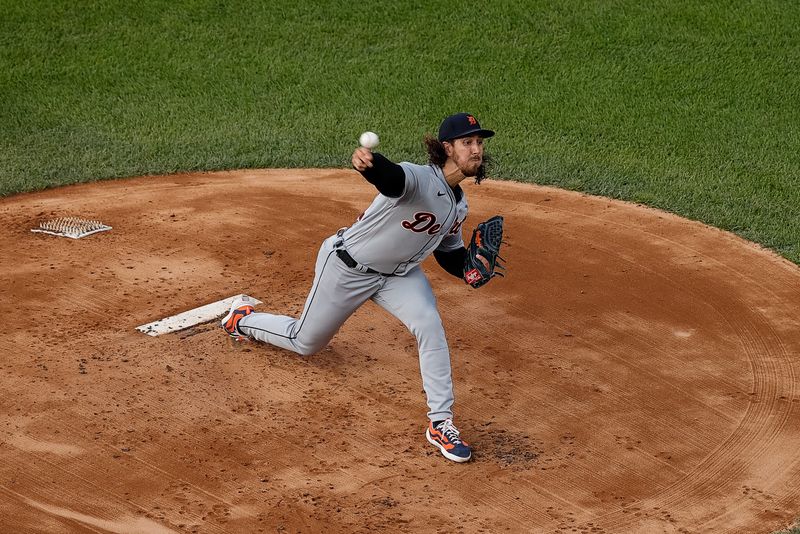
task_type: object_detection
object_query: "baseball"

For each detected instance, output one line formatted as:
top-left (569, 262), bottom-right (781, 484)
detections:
top-left (359, 131), bottom-right (379, 149)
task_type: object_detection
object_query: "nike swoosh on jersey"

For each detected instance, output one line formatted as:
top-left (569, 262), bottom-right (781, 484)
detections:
top-left (437, 191), bottom-right (446, 196)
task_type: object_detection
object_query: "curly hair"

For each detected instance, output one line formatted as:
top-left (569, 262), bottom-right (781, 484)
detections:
top-left (423, 135), bottom-right (489, 184)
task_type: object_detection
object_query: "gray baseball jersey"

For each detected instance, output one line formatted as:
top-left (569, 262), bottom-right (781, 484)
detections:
top-left (238, 162), bottom-right (468, 421)
top-left (343, 162), bottom-right (468, 275)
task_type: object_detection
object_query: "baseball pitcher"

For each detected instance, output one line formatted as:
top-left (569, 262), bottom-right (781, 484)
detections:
top-left (221, 113), bottom-right (505, 462)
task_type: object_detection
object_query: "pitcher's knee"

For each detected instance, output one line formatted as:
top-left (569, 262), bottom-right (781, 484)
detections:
top-left (416, 308), bottom-right (444, 329)
top-left (293, 337), bottom-right (329, 356)
top-left (410, 313), bottom-right (446, 344)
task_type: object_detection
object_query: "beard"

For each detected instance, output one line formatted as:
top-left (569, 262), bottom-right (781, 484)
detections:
top-left (456, 154), bottom-right (483, 177)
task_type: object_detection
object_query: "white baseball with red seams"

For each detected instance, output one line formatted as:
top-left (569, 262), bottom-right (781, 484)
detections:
top-left (238, 161), bottom-right (468, 422)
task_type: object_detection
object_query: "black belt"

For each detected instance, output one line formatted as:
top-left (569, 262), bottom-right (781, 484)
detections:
top-left (336, 249), bottom-right (394, 276)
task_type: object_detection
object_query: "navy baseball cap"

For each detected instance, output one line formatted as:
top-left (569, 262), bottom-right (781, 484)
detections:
top-left (438, 113), bottom-right (495, 142)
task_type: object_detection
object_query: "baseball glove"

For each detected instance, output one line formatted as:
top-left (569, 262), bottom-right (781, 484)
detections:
top-left (463, 215), bottom-right (505, 288)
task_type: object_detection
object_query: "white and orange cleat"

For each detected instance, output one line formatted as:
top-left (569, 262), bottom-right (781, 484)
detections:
top-left (220, 296), bottom-right (254, 341)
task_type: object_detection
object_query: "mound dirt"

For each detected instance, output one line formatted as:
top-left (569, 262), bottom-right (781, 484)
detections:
top-left (1, 169), bottom-right (799, 533)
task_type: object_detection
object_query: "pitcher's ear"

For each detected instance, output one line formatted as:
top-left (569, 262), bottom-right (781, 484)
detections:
top-left (442, 141), bottom-right (453, 157)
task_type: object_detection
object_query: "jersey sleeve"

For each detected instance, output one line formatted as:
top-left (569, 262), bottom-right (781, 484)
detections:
top-left (436, 230), bottom-right (465, 252)
top-left (397, 162), bottom-right (422, 201)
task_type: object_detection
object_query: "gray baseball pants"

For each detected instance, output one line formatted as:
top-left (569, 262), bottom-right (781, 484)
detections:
top-left (238, 234), bottom-right (455, 422)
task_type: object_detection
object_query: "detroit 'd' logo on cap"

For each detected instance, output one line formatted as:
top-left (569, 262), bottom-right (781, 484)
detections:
top-left (467, 115), bottom-right (477, 125)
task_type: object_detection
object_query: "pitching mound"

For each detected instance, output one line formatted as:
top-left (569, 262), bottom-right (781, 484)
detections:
top-left (1, 169), bottom-right (799, 533)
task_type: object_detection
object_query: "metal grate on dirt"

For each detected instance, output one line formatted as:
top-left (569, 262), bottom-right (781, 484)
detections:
top-left (31, 217), bottom-right (112, 239)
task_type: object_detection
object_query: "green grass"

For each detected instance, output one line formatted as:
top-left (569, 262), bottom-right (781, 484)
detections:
top-left (1, 0), bottom-right (799, 263)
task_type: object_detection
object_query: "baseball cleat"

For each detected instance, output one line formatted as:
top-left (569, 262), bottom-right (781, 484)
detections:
top-left (221, 296), bottom-right (254, 341)
top-left (426, 419), bottom-right (472, 463)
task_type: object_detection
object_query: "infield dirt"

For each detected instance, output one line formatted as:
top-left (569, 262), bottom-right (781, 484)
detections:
top-left (1, 169), bottom-right (799, 533)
